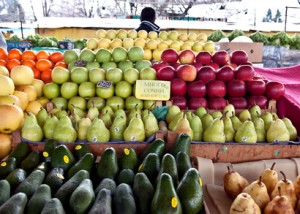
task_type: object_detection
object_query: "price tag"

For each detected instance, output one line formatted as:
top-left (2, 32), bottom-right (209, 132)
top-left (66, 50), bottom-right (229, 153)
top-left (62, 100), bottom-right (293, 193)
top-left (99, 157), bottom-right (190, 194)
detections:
top-left (171, 197), bottom-right (178, 208)
top-left (75, 145), bottom-right (82, 150)
top-left (135, 80), bottom-right (170, 101)
top-left (43, 152), bottom-right (49, 157)
top-left (124, 148), bottom-right (130, 155)
top-left (138, 164), bottom-right (143, 172)
top-left (97, 80), bottom-right (113, 88)
top-left (1, 162), bottom-right (6, 167)
top-left (63, 155), bottom-right (69, 164)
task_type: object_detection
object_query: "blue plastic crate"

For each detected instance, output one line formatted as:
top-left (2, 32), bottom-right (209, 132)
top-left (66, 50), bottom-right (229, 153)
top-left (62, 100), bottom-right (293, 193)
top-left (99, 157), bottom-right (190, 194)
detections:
top-left (7, 41), bottom-right (32, 51)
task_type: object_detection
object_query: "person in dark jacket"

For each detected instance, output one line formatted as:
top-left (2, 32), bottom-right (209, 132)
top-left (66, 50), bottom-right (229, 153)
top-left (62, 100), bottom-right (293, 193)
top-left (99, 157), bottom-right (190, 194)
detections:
top-left (135, 7), bottom-right (160, 33)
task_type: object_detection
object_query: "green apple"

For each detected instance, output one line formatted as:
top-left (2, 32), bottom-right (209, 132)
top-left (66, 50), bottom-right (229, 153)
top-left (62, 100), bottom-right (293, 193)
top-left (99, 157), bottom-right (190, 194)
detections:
top-left (70, 67), bottom-right (89, 84)
top-left (67, 60), bottom-right (79, 72)
top-left (43, 82), bottom-right (60, 99)
top-left (135, 60), bottom-right (152, 72)
top-left (85, 61), bottom-right (100, 71)
top-left (60, 82), bottom-right (78, 100)
top-left (68, 96), bottom-right (87, 111)
top-left (111, 46), bottom-right (127, 63)
top-left (96, 84), bottom-right (114, 99)
top-left (105, 68), bottom-right (123, 84)
top-left (89, 68), bottom-right (106, 84)
top-left (118, 60), bottom-right (134, 72)
top-left (106, 96), bottom-right (125, 111)
top-left (140, 67), bottom-right (156, 80)
top-left (51, 67), bottom-right (70, 84)
top-left (78, 82), bottom-right (96, 98)
top-left (128, 46), bottom-right (144, 62)
top-left (124, 68), bottom-right (139, 85)
top-left (87, 97), bottom-right (106, 110)
top-left (115, 81), bottom-right (132, 98)
top-left (63, 49), bottom-right (79, 65)
top-left (101, 62), bottom-right (117, 72)
top-left (79, 49), bottom-right (95, 62)
top-left (125, 96), bottom-right (143, 110)
top-left (51, 97), bottom-right (68, 110)
top-left (95, 48), bottom-right (112, 63)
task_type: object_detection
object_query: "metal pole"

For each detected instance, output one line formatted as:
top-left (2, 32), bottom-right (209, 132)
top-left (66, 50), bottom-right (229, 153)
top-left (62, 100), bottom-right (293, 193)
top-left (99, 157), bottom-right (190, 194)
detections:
top-left (20, 21), bottom-right (24, 39)
top-left (284, 6), bottom-right (288, 32)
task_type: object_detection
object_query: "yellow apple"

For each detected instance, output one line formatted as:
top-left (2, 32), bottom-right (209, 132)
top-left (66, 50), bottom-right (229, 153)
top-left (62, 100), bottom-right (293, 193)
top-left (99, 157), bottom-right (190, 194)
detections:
top-left (203, 41), bottom-right (216, 53)
top-left (159, 31), bottom-right (169, 40)
top-left (192, 41), bottom-right (205, 52)
top-left (188, 32), bottom-right (198, 41)
top-left (143, 49), bottom-right (152, 61)
top-left (137, 30), bottom-right (148, 39)
top-left (106, 29), bottom-right (117, 40)
top-left (86, 38), bottom-right (99, 50)
top-left (110, 38), bottom-right (123, 49)
top-left (146, 39), bottom-right (158, 50)
top-left (152, 49), bottom-right (163, 61)
top-left (169, 41), bottom-right (181, 52)
top-left (168, 31), bottom-right (179, 41)
top-left (122, 38), bottom-right (134, 50)
top-left (180, 41), bottom-right (192, 50)
top-left (157, 41), bottom-right (169, 50)
top-left (98, 38), bottom-right (110, 49)
top-left (96, 29), bottom-right (107, 39)
top-left (127, 30), bottom-right (138, 39)
top-left (134, 38), bottom-right (146, 49)
top-left (178, 33), bottom-right (188, 41)
top-left (117, 29), bottom-right (128, 40)
top-left (197, 33), bottom-right (208, 42)
top-left (148, 31), bottom-right (158, 39)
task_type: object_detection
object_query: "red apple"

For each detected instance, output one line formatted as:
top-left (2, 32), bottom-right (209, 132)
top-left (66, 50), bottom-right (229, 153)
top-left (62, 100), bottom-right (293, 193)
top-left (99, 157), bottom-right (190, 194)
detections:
top-left (216, 65), bottom-right (234, 82)
top-left (246, 80), bottom-right (266, 96)
top-left (197, 66), bottom-right (216, 83)
top-left (191, 62), bottom-right (203, 71)
top-left (265, 81), bottom-right (285, 100)
top-left (207, 62), bottom-right (220, 70)
top-left (176, 64), bottom-right (197, 82)
top-left (207, 97), bottom-right (227, 110)
top-left (230, 50), bottom-right (248, 65)
top-left (247, 95), bottom-right (268, 109)
top-left (156, 66), bottom-right (176, 81)
top-left (235, 65), bottom-right (254, 81)
top-left (195, 51), bottom-right (212, 65)
top-left (170, 96), bottom-right (187, 110)
top-left (178, 49), bottom-right (195, 64)
top-left (161, 48), bottom-right (179, 63)
top-left (171, 62), bottom-right (181, 70)
top-left (227, 63), bottom-right (238, 70)
top-left (187, 80), bottom-right (206, 98)
top-left (206, 80), bottom-right (226, 98)
top-left (171, 78), bottom-right (187, 96)
top-left (188, 97), bottom-right (207, 110)
top-left (228, 97), bottom-right (248, 109)
top-left (152, 61), bottom-right (169, 72)
top-left (212, 50), bottom-right (230, 66)
top-left (226, 79), bottom-right (246, 97)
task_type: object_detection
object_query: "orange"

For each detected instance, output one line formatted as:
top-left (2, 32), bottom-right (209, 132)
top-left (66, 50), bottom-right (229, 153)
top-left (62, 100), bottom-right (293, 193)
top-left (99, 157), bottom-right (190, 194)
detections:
top-left (36, 50), bottom-right (50, 60)
top-left (22, 60), bottom-right (36, 69)
top-left (54, 61), bottom-right (68, 69)
top-left (0, 59), bottom-right (6, 66)
top-left (36, 59), bottom-right (53, 72)
top-left (49, 51), bottom-right (64, 63)
top-left (0, 47), bottom-right (8, 60)
top-left (32, 68), bottom-right (41, 79)
top-left (7, 48), bottom-right (22, 61)
top-left (6, 59), bottom-right (21, 71)
top-left (22, 50), bottom-right (36, 61)
top-left (41, 69), bottom-right (52, 83)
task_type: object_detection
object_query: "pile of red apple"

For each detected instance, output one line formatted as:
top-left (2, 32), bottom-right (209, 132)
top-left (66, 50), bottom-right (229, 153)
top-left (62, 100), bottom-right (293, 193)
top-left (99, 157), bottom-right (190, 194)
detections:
top-left (153, 49), bottom-right (285, 110)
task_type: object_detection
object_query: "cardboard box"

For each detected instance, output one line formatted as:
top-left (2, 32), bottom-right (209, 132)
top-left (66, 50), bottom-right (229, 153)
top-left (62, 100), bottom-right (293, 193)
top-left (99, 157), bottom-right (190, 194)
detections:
top-left (216, 42), bottom-right (264, 63)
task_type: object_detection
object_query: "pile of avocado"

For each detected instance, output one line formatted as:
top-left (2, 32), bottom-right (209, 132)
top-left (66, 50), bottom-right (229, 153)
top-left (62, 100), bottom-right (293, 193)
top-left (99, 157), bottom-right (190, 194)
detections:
top-left (0, 133), bottom-right (203, 214)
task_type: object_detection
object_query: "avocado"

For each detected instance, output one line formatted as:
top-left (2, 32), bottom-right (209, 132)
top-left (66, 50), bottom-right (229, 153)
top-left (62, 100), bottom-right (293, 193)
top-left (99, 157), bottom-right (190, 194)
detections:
top-left (95, 178), bottom-right (117, 196)
top-left (0, 157), bottom-right (17, 179)
top-left (54, 170), bottom-right (90, 205)
top-left (41, 198), bottom-right (66, 214)
top-left (20, 150), bottom-right (41, 173)
top-left (8, 142), bottom-right (29, 165)
top-left (155, 153), bottom-right (179, 188)
top-left (0, 180), bottom-right (10, 206)
top-left (35, 161), bottom-right (52, 175)
top-left (151, 173), bottom-right (182, 214)
top-left (171, 133), bottom-right (191, 157)
top-left (51, 144), bottom-right (75, 171)
top-left (88, 188), bottom-right (112, 214)
top-left (42, 139), bottom-right (58, 162)
top-left (140, 138), bottom-right (165, 161)
top-left (0, 192), bottom-right (27, 214)
top-left (26, 184), bottom-right (52, 214)
top-left (44, 167), bottom-right (65, 195)
top-left (176, 151), bottom-right (192, 180)
top-left (133, 172), bottom-right (154, 214)
top-left (113, 183), bottom-right (136, 214)
top-left (67, 152), bottom-right (95, 179)
top-left (69, 179), bottom-right (95, 214)
top-left (118, 147), bottom-right (139, 172)
top-left (5, 168), bottom-right (27, 191)
top-left (96, 147), bottom-right (119, 181)
top-left (117, 168), bottom-right (135, 187)
top-left (176, 168), bottom-right (203, 214)
top-left (14, 169), bottom-right (45, 197)
top-left (138, 153), bottom-right (160, 185)
top-left (74, 143), bottom-right (91, 160)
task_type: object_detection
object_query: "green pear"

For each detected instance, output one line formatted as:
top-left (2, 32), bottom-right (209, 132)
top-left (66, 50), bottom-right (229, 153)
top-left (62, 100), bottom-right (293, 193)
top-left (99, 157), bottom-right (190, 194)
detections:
top-left (21, 112), bottom-right (43, 142)
top-left (142, 109), bottom-right (155, 119)
top-left (123, 114), bottom-right (145, 142)
top-left (211, 111), bottom-right (222, 119)
top-left (69, 111), bottom-right (81, 130)
top-left (173, 114), bottom-right (193, 140)
top-left (55, 110), bottom-right (68, 119)
top-left (143, 111), bottom-right (159, 139)
top-left (166, 105), bottom-right (181, 124)
top-left (185, 110), bottom-right (194, 121)
top-left (113, 106), bottom-right (127, 122)
top-left (261, 111), bottom-right (273, 131)
top-left (271, 112), bottom-right (279, 120)
top-left (230, 115), bottom-right (243, 132)
top-left (49, 107), bottom-right (61, 116)
top-left (253, 117), bottom-right (266, 142)
top-left (238, 109), bottom-right (251, 123)
top-left (87, 118), bottom-right (110, 143)
top-left (168, 111), bottom-right (184, 131)
top-left (71, 104), bottom-right (86, 118)
top-left (99, 111), bottom-right (113, 129)
top-left (187, 114), bottom-right (202, 141)
top-left (101, 106), bottom-right (114, 118)
top-left (223, 116), bottom-right (235, 142)
top-left (53, 115), bottom-right (77, 142)
top-left (110, 115), bottom-right (126, 141)
top-left (249, 104), bottom-right (261, 120)
top-left (127, 106), bottom-right (142, 124)
top-left (203, 118), bottom-right (225, 143)
top-left (282, 117), bottom-right (297, 141)
top-left (267, 119), bottom-right (290, 143)
top-left (194, 106), bottom-right (207, 119)
top-left (43, 114), bottom-right (59, 139)
top-left (223, 103), bottom-right (235, 118)
top-left (86, 104), bottom-right (99, 121)
top-left (77, 117), bottom-right (92, 140)
top-left (235, 120), bottom-right (257, 143)
top-left (36, 107), bottom-right (48, 127)
top-left (201, 113), bottom-right (213, 131)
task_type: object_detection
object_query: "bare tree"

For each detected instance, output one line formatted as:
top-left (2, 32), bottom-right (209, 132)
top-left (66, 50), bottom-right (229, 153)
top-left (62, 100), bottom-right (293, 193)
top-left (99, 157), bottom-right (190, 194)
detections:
top-left (42, 0), bottom-right (54, 17)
